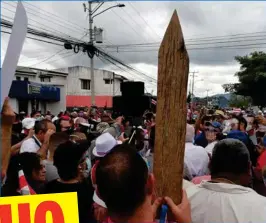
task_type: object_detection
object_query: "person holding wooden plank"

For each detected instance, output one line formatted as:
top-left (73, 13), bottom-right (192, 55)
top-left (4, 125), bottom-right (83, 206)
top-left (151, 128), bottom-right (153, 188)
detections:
top-left (96, 144), bottom-right (192, 223)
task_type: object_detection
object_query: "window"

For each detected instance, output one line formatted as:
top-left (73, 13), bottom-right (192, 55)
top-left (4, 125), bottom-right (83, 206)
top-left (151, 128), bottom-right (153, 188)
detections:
top-left (24, 77), bottom-right (29, 81)
top-left (81, 79), bottom-right (91, 90)
top-left (16, 76), bottom-right (21, 80)
top-left (104, 79), bottom-right (113, 84)
top-left (40, 77), bottom-right (51, 82)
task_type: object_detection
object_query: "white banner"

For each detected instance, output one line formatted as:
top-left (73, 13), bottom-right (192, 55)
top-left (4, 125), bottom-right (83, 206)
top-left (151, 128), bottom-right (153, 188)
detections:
top-left (1, 2), bottom-right (28, 108)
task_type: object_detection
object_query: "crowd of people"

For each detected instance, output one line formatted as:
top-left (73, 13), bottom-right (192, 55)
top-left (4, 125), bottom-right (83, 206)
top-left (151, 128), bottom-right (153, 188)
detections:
top-left (1, 98), bottom-right (266, 223)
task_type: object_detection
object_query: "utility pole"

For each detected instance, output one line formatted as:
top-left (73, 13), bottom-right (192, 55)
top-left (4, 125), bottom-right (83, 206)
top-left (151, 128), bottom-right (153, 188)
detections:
top-left (206, 89), bottom-right (210, 107)
top-left (88, 1), bottom-right (95, 106)
top-left (84, 2), bottom-right (125, 106)
top-left (113, 72), bottom-right (115, 96)
top-left (189, 71), bottom-right (199, 107)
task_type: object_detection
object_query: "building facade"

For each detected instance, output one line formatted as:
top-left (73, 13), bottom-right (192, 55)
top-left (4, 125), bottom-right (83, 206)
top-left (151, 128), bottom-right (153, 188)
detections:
top-left (55, 66), bottom-right (128, 108)
top-left (9, 66), bottom-right (68, 114)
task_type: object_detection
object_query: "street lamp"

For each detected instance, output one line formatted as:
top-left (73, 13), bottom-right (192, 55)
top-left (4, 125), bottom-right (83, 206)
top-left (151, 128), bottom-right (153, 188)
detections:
top-left (86, 2), bottom-right (125, 106)
top-left (92, 4), bottom-right (125, 19)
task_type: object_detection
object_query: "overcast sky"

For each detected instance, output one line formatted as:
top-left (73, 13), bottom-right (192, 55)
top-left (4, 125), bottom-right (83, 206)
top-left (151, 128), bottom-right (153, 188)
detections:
top-left (1, 1), bottom-right (266, 97)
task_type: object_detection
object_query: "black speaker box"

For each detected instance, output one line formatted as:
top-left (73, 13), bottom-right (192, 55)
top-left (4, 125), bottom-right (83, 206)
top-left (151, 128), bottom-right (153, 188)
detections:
top-left (120, 81), bottom-right (144, 96)
top-left (113, 95), bottom-right (151, 117)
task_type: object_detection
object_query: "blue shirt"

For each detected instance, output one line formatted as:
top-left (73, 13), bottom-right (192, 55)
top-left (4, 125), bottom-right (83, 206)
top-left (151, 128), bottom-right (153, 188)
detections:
top-left (194, 132), bottom-right (208, 148)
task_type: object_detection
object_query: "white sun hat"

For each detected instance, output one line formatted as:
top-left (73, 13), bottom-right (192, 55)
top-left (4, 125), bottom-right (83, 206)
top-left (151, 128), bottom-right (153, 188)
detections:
top-left (21, 118), bottom-right (35, 133)
top-left (92, 132), bottom-right (118, 157)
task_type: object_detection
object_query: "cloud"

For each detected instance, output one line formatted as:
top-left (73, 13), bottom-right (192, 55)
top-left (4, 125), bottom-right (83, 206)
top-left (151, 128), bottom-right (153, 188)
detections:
top-left (1, 1), bottom-right (266, 96)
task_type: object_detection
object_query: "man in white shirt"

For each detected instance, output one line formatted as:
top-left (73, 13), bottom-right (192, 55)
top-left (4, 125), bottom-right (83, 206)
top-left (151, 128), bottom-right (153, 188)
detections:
top-left (20, 119), bottom-right (55, 158)
top-left (186, 138), bottom-right (266, 223)
top-left (184, 124), bottom-right (209, 180)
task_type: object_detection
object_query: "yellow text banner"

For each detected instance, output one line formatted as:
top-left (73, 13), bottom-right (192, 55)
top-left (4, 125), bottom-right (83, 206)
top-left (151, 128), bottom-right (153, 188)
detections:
top-left (0, 192), bottom-right (79, 223)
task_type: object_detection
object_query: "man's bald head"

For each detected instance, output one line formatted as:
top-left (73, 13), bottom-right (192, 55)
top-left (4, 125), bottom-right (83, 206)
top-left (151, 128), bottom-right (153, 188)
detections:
top-left (210, 138), bottom-right (250, 177)
top-left (96, 144), bottom-right (149, 218)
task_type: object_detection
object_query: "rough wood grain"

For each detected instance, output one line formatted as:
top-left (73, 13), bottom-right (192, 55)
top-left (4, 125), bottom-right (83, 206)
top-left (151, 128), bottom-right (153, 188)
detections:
top-left (154, 10), bottom-right (189, 205)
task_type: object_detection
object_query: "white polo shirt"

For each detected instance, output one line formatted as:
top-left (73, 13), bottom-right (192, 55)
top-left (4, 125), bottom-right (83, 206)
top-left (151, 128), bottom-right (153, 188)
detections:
top-left (184, 142), bottom-right (209, 180)
top-left (20, 135), bottom-right (42, 153)
top-left (186, 181), bottom-right (266, 223)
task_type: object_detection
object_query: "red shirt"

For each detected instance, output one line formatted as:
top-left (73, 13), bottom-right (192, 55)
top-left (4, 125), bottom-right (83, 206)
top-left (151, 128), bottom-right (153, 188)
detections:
top-left (257, 150), bottom-right (266, 171)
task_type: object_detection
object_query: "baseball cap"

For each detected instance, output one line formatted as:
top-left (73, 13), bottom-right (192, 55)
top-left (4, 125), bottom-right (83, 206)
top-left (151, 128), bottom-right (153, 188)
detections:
top-left (227, 130), bottom-right (249, 145)
top-left (205, 121), bottom-right (221, 129)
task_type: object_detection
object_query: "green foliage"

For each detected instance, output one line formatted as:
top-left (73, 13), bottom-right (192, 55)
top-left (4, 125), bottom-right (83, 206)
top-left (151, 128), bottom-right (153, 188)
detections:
top-left (226, 51), bottom-right (266, 107)
top-left (229, 94), bottom-right (251, 108)
top-left (222, 83), bottom-right (239, 93)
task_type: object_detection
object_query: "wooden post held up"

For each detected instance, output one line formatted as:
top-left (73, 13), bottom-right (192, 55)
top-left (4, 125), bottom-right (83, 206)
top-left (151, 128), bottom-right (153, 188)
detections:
top-left (154, 10), bottom-right (189, 205)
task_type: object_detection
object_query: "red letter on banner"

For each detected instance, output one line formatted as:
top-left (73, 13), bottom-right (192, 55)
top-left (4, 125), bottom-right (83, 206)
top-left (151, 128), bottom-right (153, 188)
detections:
top-left (18, 203), bottom-right (30, 223)
top-left (34, 201), bottom-right (65, 223)
top-left (0, 204), bottom-right (12, 223)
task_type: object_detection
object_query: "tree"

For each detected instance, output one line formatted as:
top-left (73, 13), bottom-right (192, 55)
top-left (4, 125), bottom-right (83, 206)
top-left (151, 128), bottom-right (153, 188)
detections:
top-left (223, 51), bottom-right (266, 108)
top-left (229, 94), bottom-right (251, 108)
top-left (222, 83), bottom-right (239, 93)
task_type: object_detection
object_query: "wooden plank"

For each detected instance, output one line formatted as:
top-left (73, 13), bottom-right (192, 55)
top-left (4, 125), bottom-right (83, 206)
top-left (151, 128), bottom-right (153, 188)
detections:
top-left (154, 10), bottom-right (189, 205)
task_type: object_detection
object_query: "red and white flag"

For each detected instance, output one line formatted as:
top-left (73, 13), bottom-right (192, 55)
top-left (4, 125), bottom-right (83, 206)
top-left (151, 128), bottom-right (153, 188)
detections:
top-left (151, 99), bottom-right (157, 105)
top-left (19, 169), bottom-right (36, 195)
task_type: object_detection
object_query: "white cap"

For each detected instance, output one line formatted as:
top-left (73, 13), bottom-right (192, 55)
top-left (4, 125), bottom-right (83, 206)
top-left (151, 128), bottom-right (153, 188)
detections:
top-left (21, 118), bottom-right (35, 133)
top-left (93, 132), bottom-right (117, 157)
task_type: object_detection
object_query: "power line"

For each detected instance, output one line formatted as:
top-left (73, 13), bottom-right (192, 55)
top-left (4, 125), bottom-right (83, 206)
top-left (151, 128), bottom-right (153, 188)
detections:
top-left (128, 2), bottom-right (161, 40)
top-left (102, 42), bottom-right (266, 53)
top-left (1, 6), bottom-right (82, 42)
top-left (99, 55), bottom-right (138, 81)
top-left (19, 53), bottom-right (61, 64)
top-left (1, 30), bottom-right (63, 46)
top-left (97, 47), bottom-right (157, 83)
top-left (1, 19), bottom-right (86, 46)
top-left (99, 34), bottom-right (266, 49)
top-left (99, 54), bottom-right (156, 85)
top-left (41, 52), bottom-right (76, 66)
top-left (185, 30), bottom-right (266, 42)
top-left (4, 1), bottom-right (86, 33)
top-left (23, 2), bottom-right (87, 32)
top-left (28, 49), bottom-right (67, 67)
top-left (111, 8), bottom-right (148, 43)
top-left (98, 49), bottom-right (156, 83)
top-left (117, 2), bottom-right (155, 43)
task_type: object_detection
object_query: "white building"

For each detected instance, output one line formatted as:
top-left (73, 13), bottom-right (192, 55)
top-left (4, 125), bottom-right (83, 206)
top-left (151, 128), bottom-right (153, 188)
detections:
top-left (9, 66), bottom-right (68, 114)
top-left (55, 66), bottom-right (128, 108)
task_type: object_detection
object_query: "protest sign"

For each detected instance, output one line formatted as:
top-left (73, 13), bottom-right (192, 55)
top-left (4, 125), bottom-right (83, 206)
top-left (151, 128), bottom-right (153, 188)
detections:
top-left (1, 2), bottom-right (28, 108)
top-left (0, 192), bottom-right (79, 223)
